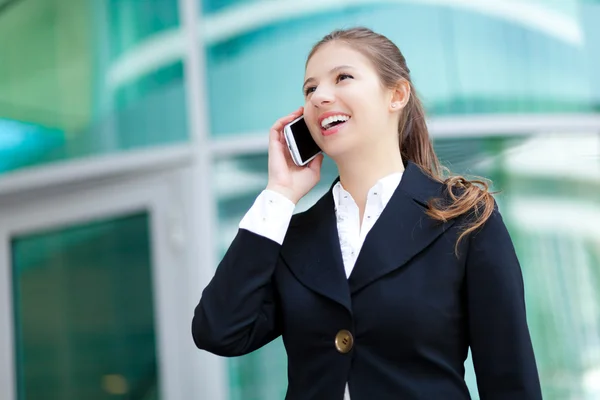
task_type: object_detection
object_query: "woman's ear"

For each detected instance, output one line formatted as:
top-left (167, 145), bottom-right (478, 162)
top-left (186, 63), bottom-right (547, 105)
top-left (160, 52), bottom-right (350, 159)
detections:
top-left (389, 79), bottom-right (411, 112)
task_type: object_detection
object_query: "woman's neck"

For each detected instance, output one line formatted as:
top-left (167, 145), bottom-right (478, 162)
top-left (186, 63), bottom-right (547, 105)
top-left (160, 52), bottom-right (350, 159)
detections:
top-left (336, 145), bottom-right (405, 216)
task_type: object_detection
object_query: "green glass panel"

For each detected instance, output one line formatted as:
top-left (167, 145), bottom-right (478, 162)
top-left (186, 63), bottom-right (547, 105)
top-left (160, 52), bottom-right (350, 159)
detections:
top-left (11, 212), bottom-right (159, 400)
top-left (203, 1), bottom-right (600, 136)
top-left (214, 132), bottom-right (600, 400)
top-left (0, 0), bottom-right (187, 175)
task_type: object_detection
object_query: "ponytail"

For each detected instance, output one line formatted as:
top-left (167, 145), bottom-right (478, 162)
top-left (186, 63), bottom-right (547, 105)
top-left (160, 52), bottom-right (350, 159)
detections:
top-left (400, 85), bottom-right (496, 256)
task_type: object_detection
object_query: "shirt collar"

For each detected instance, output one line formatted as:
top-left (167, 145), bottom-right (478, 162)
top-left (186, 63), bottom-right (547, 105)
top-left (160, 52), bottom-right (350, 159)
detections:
top-left (332, 171), bottom-right (403, 210)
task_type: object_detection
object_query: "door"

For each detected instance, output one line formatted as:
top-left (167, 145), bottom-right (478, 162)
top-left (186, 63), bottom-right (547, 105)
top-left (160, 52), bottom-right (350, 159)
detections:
top-left (0, 167), bottom-right (211, 400)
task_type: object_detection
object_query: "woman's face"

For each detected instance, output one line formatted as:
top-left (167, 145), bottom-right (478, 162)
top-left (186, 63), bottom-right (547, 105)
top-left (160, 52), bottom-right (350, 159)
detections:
top-left (303, 42), bottom-right (397, 159)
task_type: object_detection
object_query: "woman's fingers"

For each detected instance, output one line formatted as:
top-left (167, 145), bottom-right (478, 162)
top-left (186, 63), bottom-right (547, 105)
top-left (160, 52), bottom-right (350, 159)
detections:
top-left (307, 153), bottom-right (324, 173)
top-left (269, 107), bottom-right (304, 141)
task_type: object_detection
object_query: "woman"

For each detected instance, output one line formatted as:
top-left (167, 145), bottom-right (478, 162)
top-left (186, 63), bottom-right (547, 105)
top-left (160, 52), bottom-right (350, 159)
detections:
top-left (192, 27), bottom-right (542, 399)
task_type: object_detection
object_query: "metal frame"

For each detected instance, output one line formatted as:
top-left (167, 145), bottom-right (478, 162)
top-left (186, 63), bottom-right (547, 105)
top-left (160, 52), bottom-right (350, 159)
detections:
top-left (208, 113), bottom-right (600, 157)
top-left (177, 0), bottom-right (229, 398)
top-left (1, 113), bottom-right (598, 199)
top-left (0, 144), bottom-right (193, 198)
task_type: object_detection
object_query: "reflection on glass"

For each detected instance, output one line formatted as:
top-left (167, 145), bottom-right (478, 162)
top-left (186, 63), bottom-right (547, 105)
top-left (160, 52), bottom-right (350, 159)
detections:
top-left (214, 133), bottom-right (600, 400)
top-left (204, 2), bottom-right (599, 136)
top-left (0, 0), bottom-right (187, 175)
top-left (11, 213), bottom-right (159, 400)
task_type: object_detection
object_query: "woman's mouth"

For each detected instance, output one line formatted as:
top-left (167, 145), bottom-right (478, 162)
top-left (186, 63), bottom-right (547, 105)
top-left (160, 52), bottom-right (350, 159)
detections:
top-left (320, 115), bottom-right (351, 136)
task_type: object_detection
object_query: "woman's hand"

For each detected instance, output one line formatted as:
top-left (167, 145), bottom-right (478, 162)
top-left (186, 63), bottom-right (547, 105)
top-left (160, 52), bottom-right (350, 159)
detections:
top-left (266, 107), bottom-right (324, 204)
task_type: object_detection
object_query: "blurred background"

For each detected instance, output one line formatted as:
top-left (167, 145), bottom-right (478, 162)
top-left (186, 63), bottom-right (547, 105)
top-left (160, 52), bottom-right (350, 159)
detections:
top-left (0, 0), bottom-right (599, 399)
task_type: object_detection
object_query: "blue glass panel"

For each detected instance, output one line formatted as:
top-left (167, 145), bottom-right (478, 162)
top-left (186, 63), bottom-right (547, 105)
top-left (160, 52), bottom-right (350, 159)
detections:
top-left (0, 0), bottom-right (187, 175)
top-left (11, 213), bottom-right (160, 400)
top-left (204, 3), bottom-right (598, 136)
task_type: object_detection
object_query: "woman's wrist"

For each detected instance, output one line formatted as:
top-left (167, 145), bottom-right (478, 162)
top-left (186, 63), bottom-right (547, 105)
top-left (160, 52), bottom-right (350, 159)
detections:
top-left (265, 184), bottom-right (299, 204)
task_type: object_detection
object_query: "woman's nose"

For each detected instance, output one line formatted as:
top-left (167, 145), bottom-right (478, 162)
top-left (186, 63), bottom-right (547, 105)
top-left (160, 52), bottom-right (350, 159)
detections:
top-left (311, 87), bottom-right (335, 107)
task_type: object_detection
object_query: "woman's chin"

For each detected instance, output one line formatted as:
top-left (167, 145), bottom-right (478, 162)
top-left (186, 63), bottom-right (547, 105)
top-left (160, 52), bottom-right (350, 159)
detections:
top-left (319, 142), bottom-right (356, 161)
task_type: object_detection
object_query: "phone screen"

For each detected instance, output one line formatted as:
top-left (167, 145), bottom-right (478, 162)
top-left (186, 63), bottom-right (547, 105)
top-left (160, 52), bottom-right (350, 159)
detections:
top-left (290, 117), bottom-right (321, 162)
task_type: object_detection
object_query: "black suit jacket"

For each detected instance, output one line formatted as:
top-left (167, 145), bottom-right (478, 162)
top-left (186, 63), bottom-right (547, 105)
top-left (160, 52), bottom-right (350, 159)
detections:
top-left (192, 161), bottom-right (542, 399)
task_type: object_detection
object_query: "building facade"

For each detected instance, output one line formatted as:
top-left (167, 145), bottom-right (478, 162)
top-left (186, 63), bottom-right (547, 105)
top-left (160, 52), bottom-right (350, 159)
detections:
top-left (0, 0), bottom-right (599, 399)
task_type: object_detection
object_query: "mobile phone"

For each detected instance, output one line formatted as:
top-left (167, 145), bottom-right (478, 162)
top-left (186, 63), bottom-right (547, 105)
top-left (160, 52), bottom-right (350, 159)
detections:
top-left (283, 116), bottom-right (322, 167)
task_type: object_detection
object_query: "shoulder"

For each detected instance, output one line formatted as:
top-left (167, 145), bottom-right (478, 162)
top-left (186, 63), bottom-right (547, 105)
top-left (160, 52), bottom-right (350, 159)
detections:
top-left (461, 199), bottom-right (520, 277)
top-left (287, 189), bottom-right (333, 231)
top-left (468, 201), bottom-right (508, 245)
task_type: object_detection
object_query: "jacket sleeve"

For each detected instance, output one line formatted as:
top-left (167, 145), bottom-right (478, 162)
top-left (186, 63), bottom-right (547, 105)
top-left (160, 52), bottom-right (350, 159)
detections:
top-left (192, 229), bottom-right (283, 357)
top-left (466, 204), bottom-right (543, 399)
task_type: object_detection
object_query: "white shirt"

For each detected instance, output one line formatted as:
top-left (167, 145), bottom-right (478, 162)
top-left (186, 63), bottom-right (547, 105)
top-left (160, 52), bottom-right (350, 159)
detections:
top-left (239, 172), bottom-right (403, 399)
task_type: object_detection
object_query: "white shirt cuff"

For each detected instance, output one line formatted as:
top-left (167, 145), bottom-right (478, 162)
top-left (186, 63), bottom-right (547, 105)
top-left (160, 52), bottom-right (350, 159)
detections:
top-left (239, 189), bottom-right (296, 245)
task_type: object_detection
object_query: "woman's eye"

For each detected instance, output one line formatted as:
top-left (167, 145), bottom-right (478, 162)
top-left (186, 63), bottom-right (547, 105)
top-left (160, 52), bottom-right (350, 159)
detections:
top-left (304, 74), bottom-right (351, 96)
top-left (304, 86), bottom-right (316, 96)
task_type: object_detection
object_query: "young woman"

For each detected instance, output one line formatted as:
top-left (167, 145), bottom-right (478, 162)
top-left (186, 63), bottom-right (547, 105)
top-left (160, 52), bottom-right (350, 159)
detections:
top-left (192, 27), bottom-right (542, 400)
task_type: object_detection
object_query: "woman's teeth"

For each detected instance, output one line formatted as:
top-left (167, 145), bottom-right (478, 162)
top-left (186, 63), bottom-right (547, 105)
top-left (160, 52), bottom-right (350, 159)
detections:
top-left (321, 115), bottom-right (350, 129)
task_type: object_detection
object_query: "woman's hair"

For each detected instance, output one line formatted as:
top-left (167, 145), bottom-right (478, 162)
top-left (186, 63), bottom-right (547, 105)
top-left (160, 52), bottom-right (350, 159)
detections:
top-left (307, 27), bottom-right (496, 254)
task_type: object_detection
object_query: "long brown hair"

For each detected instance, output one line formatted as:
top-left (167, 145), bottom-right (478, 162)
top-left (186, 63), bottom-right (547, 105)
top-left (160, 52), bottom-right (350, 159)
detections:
top-left (307, 27), bottom-right (496, 254)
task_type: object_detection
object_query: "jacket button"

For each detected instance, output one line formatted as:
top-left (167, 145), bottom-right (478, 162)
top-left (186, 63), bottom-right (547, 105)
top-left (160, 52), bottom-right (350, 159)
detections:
top-left (335, 329), bottom-right (354, 354)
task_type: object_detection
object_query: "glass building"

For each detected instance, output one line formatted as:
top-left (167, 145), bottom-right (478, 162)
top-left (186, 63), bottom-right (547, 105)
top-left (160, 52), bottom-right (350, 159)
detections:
top-left (0, 0), bottom-right (599, 399)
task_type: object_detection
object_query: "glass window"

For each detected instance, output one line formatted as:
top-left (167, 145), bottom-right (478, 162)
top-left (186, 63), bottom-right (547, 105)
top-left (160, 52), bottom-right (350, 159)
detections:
top-left (203, 2), bottom-right (599, 136)
top-left (0, 0), bottom-right (187, 175)
top-left (200, 0), bottom-right (262, 14)
top-left (11, 212), bottom-right (159, 400)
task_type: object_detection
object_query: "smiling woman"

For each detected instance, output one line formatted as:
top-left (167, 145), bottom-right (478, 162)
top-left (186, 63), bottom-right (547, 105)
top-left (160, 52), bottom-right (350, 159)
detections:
top-left (302, 29), bottom-right (495, 254)
top-left (201, 3), bottom-right (600, 398)
top-left (193, 26), bottom-right (542, 400)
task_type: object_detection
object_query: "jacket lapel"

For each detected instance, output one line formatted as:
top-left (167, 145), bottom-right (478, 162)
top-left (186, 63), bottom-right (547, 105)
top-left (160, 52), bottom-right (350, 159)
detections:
top-left (280, 186), bottom-right (352, 314)
top-left (348, 162), bottom-right (456, 294)
top-left (280, 162), bottom-right (456, 310)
